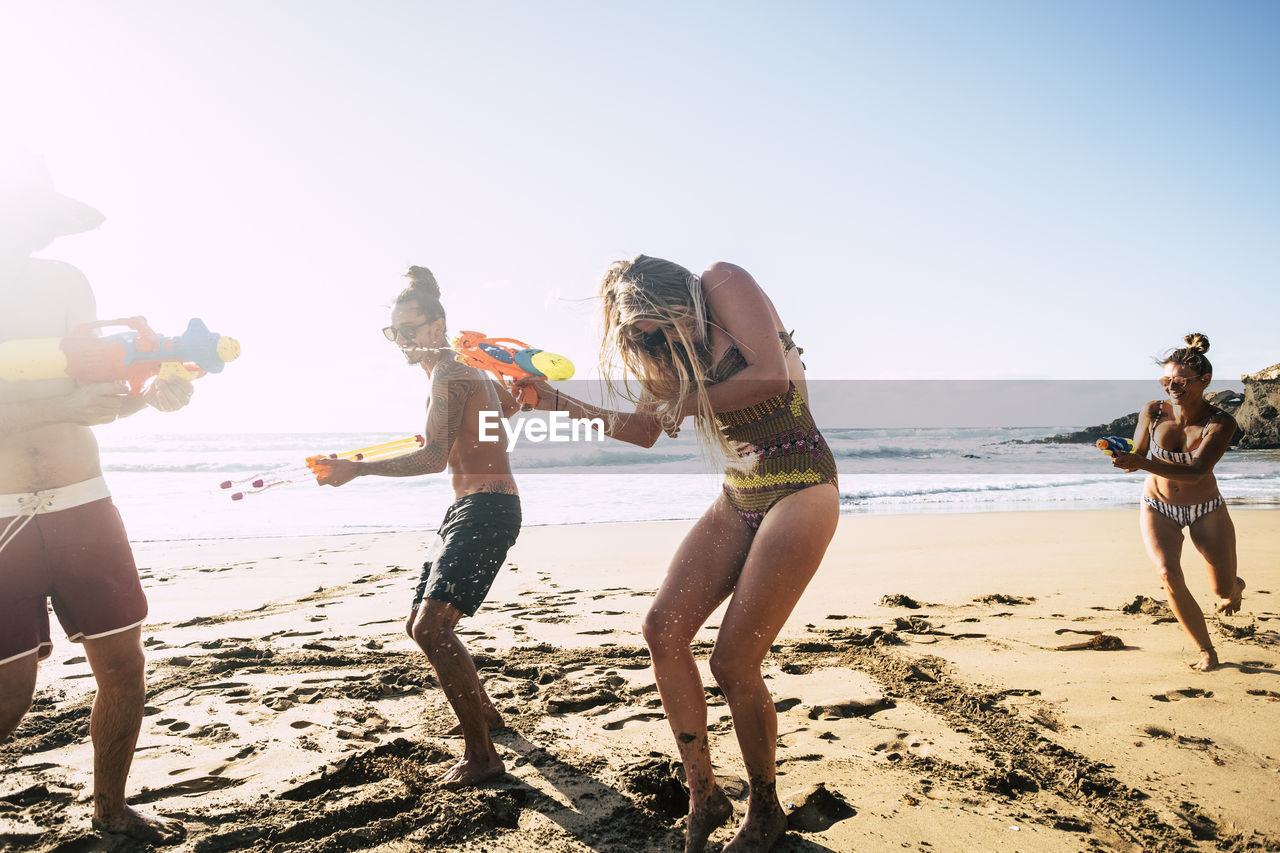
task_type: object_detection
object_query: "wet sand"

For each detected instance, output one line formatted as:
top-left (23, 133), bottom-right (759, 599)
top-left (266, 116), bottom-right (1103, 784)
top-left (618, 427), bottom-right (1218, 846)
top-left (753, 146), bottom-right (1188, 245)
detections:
top-left (2, 510), bottom-right (1278, 852)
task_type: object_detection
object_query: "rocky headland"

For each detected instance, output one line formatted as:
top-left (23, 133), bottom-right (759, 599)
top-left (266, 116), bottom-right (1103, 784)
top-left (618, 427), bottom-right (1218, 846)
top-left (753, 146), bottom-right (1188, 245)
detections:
top-left (1042, 363), bottom-right (1280, 449)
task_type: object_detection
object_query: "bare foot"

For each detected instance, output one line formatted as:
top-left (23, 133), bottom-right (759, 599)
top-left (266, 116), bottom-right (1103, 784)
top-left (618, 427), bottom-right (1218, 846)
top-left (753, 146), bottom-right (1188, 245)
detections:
top-left (437, 754), bottom-right (505, 788)
top-left (1190, 648), bottom-right (1219, 672)
top-left (440, 706), bottom-right (504, 737)
top-left (684, 786), bottom-right (734, 853)
top-left (723, 798), bottom-right (788, 852)
top-left (93, 806), bottom-right (186, 845)
top-left (1216, 577), bottom-right (1245, 616)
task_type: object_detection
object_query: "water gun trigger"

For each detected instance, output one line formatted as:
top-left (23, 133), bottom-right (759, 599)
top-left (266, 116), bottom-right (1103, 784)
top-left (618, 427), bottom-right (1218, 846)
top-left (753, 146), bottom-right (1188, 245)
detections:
top-left (156, 362), bottom-right (205, 384)
top-left (304, 455), bottom-right (334, 484)
top-left (513, 382), bottom-right (540, 408)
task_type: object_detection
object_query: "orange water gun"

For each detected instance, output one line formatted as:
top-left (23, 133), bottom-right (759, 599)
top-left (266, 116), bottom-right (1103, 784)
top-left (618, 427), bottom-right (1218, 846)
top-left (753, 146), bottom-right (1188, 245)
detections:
top-left (0, 317), bottom-right (240, 395)
top-left (450, 331), bottom-right (574, 406)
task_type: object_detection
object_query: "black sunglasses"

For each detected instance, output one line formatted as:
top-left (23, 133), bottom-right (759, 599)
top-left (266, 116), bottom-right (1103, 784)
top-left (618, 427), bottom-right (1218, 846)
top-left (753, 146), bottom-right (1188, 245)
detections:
top-left (638, 328), bottom-right (665, 350)
top-left (382, 319), bottom-right (433, 343)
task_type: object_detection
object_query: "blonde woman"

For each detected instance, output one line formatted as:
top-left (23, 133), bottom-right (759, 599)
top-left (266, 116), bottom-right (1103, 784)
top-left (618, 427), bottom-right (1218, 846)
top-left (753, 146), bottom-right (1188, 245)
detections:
top-left (525, 256), bottom-right (838, 852)
top-left (1111, 333), bottom-right (1244, 671)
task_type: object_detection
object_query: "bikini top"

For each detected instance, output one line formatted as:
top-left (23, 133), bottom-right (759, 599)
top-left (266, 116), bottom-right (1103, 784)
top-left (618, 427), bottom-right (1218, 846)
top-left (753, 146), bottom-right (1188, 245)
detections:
top-left (709, 330), bottom-right (801, 383)
top-left (1148, 404), bottom-right (1219, 465)
top-left (710, 331), bottom-right (806, 432)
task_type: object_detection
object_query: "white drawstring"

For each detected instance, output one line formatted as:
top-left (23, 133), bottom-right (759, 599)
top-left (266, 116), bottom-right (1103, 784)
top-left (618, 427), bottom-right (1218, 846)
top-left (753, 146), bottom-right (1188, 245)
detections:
top-left (0, 492), bottom-right (56, 556)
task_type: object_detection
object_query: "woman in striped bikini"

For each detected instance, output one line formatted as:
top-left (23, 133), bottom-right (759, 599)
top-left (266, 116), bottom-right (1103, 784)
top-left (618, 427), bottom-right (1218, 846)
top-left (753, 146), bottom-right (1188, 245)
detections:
top-left (525, 256), bottom-right (838, 852)
top-left (1111, 333), bottom-right (1244, 671)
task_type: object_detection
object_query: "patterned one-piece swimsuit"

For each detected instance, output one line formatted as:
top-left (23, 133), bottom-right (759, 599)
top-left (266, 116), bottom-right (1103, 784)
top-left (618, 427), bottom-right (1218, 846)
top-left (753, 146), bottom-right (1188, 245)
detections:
top-left (711, 331), bottom-right (839, 530)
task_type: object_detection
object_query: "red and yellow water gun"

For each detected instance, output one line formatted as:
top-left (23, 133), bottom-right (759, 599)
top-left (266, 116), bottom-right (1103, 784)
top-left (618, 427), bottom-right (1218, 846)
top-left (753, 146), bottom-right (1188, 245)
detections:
top-left (450, 331), bottom-right (574, 406)
top-left (0, 317), bottom-right (240, 395)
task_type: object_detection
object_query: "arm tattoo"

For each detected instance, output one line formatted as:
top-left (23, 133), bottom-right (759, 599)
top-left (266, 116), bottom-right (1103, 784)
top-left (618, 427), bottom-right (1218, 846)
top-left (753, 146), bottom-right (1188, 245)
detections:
top-left (360, 361), bottom-right (472, 477)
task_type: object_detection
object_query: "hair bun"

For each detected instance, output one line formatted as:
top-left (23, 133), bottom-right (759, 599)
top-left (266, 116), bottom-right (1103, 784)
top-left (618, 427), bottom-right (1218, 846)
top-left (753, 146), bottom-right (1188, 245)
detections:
top-left (1184, 332), bottom-right (1210, 354)
top-left (404, 265), bottom-right (440, 299)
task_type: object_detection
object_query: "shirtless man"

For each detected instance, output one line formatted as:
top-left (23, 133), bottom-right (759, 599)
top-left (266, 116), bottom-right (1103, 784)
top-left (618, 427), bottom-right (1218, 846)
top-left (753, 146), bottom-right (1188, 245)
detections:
top-left (0, 155), bottom-right (190, 843)
top-left (318, 265), bottom-right (521, 787)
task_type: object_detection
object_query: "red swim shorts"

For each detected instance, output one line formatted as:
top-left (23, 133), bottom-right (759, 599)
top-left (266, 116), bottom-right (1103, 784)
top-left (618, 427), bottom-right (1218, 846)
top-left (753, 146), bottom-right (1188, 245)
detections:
top-left (0, 479), bottom-right (147, 665)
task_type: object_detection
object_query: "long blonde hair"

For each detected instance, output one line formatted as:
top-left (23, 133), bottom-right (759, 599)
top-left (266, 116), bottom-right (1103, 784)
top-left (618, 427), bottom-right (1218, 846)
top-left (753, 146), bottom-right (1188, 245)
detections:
top-left (598, 255), bottom-right (735, 459)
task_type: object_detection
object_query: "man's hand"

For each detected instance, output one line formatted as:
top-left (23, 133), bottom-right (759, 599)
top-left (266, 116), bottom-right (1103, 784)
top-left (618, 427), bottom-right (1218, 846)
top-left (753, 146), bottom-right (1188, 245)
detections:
top-left (315, 458), bottom-right (360, 487)
top-left (61, 382), bottom-right (129, 425)
top-left (143, 376), bottom-right (195, 412)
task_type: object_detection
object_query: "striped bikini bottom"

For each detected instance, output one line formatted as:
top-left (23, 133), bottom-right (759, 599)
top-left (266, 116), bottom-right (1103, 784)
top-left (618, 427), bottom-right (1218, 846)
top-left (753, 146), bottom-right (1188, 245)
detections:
top-left (1142, 494), bottom-right (1223, 529)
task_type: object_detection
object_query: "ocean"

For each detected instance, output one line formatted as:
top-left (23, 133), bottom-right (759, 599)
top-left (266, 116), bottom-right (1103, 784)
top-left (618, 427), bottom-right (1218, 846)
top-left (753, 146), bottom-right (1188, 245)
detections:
top-left (98, 427), bottom-right (1280, 542)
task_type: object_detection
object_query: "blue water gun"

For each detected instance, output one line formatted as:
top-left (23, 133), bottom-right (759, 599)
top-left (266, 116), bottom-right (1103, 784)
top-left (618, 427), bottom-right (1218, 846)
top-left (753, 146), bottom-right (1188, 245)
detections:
top-left (1095, 436), bottom-right (1134, 456)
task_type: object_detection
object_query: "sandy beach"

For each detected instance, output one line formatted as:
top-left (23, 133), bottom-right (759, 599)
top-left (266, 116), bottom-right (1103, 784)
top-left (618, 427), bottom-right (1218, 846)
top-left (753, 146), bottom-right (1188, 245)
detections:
top-left (2, 509), bottom-right (1278, 852)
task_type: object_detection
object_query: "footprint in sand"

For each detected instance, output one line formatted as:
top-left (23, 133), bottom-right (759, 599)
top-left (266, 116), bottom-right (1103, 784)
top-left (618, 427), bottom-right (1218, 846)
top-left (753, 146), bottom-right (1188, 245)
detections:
top-left (187, 722), bottom-right (236, 742)
top-left (544, 687), bottom-right (621, 714)
top-left (807, 697), bottom-right (893, 720)
top-left (1152, 688), bottom-right (1214, 702)
top-left (709, 714), bottom-right (734, 733)
top-left (600, 710), bottom-right (666, 730)
top-left (974, 593), bottom-right (1035, 606)
top-left (131, 775), bottom-right (244, 803)
top-left (872, 732), bottom-right (934, 762)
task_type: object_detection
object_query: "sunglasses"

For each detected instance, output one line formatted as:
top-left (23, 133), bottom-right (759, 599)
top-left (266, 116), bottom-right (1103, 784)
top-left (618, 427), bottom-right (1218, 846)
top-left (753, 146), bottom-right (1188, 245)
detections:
top-left (382, 319), bottom-right (433, 343)
top-left (1160, 375), bottom-right (1205, 390)
top-left (639, 329), bottom-right (666, 348)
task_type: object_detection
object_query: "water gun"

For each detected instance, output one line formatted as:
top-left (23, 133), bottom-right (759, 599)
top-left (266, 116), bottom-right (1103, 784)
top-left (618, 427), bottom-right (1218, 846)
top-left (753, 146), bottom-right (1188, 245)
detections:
top-left (0, 317), bottom-right (240, 395)
top-left (450, 331), bottom-right (574, 407)
top-left (220, 435), bottom-right (425, 500)
top-left (1096, 436), bottom-right (1135, 456)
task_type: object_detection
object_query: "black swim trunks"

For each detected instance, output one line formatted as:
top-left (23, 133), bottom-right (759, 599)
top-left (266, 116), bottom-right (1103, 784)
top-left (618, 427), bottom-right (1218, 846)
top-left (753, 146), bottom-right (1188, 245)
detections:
top-left (412, 492), bottom-right (521, 617)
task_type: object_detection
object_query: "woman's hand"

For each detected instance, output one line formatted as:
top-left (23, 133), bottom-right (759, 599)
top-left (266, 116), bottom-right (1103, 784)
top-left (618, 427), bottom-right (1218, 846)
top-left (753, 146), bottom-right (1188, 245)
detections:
top-left (1111, 451), bottom-right (1146, 473)
top-left (512, 378), bottom-right (561, 411)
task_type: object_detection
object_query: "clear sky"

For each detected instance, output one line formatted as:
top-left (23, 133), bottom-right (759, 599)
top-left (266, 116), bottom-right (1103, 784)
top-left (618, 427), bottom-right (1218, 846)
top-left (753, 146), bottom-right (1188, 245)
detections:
top-left (3, 0), bottom-right (1277, 434)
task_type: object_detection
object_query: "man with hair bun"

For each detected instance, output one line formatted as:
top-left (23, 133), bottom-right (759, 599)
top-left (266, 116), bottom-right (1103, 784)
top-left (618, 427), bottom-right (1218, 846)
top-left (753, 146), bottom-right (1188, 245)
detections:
top-left (317, 265), bottom-right (522, 786)
top-left (1110, 332), bottom-right (1245, 671)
